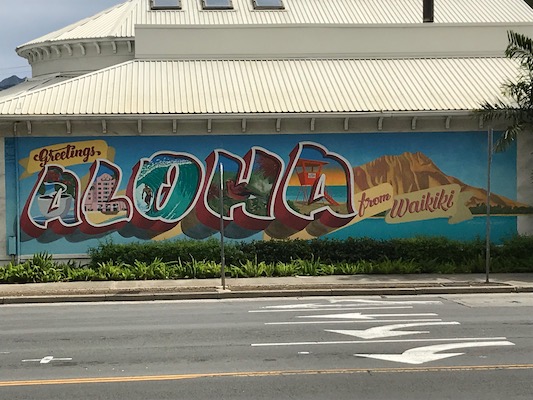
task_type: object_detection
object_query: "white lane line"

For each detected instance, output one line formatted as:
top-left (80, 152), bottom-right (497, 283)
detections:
top-left (22, 356), bottom-right (73, 364)
top-left (265, 318), bottom-right (443, 325)
top-left (251, 337), bottom-right (508, 347)
top-left (249, 306), bottom-right (414, 313)
top-left (298, 313), bottom-right (438, 320)
top-left (263, 303), bottom-right (364, 309)
top-left (356, 341), bottom-right (515, 365)
top-left (328, 299), bottom-right (442, 305)
top-left (262, 303), bottom-right (422, 309)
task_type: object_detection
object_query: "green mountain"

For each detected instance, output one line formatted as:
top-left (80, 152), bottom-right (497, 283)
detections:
top-left (0, 75), bottom-right (25, 91)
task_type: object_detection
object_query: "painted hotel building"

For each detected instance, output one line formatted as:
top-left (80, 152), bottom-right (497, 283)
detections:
top-left (85, 173), bottom-right (128, 214)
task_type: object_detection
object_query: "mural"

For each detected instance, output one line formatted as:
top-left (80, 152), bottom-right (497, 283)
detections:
top-left (4, 132), bottom-right (532, 255)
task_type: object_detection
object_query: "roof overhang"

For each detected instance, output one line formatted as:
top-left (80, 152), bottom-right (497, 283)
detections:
top-left (0, 111), bottom-right (504, 138)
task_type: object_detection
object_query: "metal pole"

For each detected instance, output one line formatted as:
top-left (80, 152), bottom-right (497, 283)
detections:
top-left (485, 128), bottom-right (493, 283)
top-left (219, 163), bottom-right (226, 290)
top-left (14, 136), bottom-right (21, 264)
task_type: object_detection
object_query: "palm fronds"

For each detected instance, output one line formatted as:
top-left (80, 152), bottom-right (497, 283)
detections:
top-left (476, 30), bottom-right (533, 153)
top-left (505, 30), bottom-right (533, 69)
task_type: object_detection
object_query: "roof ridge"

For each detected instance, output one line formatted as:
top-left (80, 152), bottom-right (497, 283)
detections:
top-left (17, 1), bottom-right (134, 48)
top-left (106, 0), bottom-right (139, 38)
top-left (16, 0), bottom-right (533, 49)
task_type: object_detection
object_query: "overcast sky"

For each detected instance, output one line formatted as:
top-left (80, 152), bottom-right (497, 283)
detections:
top-left (0, 0), bottom-right (124, 82)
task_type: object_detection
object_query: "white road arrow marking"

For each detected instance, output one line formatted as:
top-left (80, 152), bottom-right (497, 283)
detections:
top-left (299, 313), bottom-right (438, 320)
top-left (326, 322), bottom-right (460, 339)
top-left (328, 299), bottom-right (442, 305)
top-left (356, 341), bottom-right (515, 365)
top-left (262, 303), bottom-right (414, 309)
top-left (265, 318), bottom-right (442, 325)
top-left (22, 356), bottom-right (73, 364)
top-left (263, 303), bottom-right (329, 309)
top-left (250, 307), bottom-right (413, 313)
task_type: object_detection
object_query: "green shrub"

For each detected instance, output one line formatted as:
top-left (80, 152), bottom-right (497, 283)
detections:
top-left (1, 235), bottom-right (531, 284)
top-left (370, 257), bottom-right (420, 274)
top-left (95, 261), bottom-right (132, 281)
top-left (274, 262), bottom-right (298, 277)
top-left (1, 262), bottom-right (33, 283)
top-left (68, 267), bottom-right (98, 281)
top-left (318, 264), bottom-right (335, 276)
top-left (334, 262), bottom-right (370, 275)
top-left (389, 236), bottom-right (483, 265)
top-left (88, 238), bottom-right (240, 267)
top-left (194, 260), bottom-right (221, 279)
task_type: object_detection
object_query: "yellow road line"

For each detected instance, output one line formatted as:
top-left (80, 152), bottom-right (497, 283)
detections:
top-left (1, 364), bottom-right (532, 387)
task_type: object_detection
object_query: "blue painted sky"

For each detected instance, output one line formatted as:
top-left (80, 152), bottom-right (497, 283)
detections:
top-left (14, 132), bottom-right (516, 199)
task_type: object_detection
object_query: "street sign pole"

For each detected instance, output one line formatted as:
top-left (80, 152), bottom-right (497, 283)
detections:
top-left (219, 163), bottom-right (226, 290)
top-left (485, 128), bottom-right (493, 284)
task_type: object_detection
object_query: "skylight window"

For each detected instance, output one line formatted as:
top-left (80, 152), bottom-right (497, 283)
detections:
top-left (202, 0), bottom-right (233, 10)
top-left (252, 0), bottom-right (284, 9)
top-left (150, 0), bottom-right (181, 9)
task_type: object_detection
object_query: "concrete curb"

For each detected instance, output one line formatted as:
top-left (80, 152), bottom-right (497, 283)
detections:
top-left (1, 285), bottom-right (531, 304)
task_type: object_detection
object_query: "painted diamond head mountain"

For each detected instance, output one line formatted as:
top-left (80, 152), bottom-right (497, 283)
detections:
top-left (353, 152), bottom-right (531, 214)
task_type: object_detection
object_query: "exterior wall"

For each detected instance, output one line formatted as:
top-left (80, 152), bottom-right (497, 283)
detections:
top-left (135, 24), bottom-right (533, 60)
top-left (19, 40), bottom-right (135, 78)
top-left (3, 124), bottom-right (531, 259)
top-left (518, 132), bottom-right (533, 234)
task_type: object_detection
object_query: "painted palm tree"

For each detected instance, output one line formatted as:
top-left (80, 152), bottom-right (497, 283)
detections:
top-left (478, 30), bottom-right (533, 151)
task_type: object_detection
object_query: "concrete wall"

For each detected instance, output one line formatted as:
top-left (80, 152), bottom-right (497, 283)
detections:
top-left (518, 132), bottom-right (533, 235)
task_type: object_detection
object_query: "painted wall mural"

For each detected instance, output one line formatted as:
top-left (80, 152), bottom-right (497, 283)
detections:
top-left (4, 132), bottom-right (532, 255)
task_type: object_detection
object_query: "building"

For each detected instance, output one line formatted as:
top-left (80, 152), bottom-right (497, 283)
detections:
top-left (1, 0), bottom-right (533, 262)
top-left (85, 172), bottom-right (129, 214)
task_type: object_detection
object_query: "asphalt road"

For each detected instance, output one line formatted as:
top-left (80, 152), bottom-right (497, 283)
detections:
top-left (1, 294), bottom-right (532, 399)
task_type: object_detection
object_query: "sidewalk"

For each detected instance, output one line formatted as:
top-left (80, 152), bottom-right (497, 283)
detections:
top-left (1, 273), bottom-right (533, 304)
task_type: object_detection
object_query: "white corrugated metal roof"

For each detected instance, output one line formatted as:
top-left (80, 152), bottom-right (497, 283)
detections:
top-left (0, 75), bottom-right (72, 101)
top-left (0, 57), bottom-right (518, 116)
top-left (21, 0), bottom-right (533, 47)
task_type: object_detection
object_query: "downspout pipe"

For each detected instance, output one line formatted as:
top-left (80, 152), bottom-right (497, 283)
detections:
top-left (14, 127), bottom-right (21, 264)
